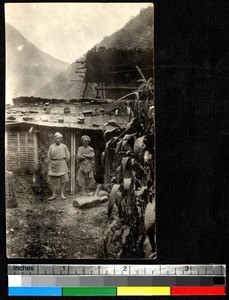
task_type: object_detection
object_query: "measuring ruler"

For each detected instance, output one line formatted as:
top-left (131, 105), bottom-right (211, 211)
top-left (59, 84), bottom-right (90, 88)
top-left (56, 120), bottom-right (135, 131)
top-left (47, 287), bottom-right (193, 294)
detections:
top-left (8, 264), bottom-right (226, 296)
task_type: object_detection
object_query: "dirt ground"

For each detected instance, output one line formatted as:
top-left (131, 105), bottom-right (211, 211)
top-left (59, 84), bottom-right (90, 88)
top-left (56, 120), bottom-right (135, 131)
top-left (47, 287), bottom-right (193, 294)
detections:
top-left (6, 193), bottom-right (109, 259)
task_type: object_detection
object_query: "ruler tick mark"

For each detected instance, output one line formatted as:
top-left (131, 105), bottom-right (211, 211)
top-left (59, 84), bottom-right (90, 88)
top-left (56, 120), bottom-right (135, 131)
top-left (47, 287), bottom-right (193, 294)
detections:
top-left (13, 264), bottom-right (226, 280)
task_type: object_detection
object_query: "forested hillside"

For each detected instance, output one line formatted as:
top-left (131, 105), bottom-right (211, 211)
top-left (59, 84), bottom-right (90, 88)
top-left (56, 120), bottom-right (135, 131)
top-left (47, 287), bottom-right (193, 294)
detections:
top-left (98, 6), bottom-right (153, 49)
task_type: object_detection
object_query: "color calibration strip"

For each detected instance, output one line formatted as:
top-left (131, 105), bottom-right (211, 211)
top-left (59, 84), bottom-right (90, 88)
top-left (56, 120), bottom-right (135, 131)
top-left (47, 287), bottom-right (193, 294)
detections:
top-left (8, 264), bottom-right (226, 296)
top-left (8, 286), bottom-right (226, 296)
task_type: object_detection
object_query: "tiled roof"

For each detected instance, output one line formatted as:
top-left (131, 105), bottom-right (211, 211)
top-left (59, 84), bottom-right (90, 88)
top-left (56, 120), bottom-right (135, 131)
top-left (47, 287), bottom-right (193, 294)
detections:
top-left (6, 98), bottom-right (130, 130)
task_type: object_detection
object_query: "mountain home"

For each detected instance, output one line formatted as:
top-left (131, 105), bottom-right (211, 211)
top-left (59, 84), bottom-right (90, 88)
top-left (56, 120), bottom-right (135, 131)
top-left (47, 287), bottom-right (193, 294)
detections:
top-left (5, 96), bottom-right (130, 193)
top-left (5, 46), bottom-right (153, 193)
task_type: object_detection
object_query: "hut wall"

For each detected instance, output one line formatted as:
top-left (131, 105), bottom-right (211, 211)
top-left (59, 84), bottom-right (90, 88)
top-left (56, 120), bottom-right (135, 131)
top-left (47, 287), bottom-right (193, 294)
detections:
top-left (6, 125), bottom-right (38, 173)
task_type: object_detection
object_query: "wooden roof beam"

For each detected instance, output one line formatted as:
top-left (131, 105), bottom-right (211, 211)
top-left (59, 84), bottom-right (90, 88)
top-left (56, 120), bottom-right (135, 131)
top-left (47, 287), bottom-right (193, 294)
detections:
top-left (95, 86), bottom-right (138, 90)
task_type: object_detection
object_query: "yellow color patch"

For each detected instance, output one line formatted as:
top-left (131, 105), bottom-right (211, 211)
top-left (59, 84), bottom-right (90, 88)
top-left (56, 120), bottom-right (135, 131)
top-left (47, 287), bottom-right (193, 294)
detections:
top-left (117, 286), bottom-right (171, 296)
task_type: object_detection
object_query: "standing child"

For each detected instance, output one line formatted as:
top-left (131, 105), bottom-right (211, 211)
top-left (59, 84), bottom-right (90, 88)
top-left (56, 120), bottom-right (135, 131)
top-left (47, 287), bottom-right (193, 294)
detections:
top-left (76, 135), bottom-right (95, 195)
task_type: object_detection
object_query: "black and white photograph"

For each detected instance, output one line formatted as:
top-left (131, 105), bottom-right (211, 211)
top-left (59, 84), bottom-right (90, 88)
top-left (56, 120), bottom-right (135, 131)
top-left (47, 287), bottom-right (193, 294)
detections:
top-left (5, 2), bottom-right (155, 259)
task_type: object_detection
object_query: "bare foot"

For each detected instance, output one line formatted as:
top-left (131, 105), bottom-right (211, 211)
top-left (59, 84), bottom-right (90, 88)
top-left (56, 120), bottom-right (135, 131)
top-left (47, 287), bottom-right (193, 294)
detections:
top-left (48, 195), bottom-right (56, 201)
top-left (61, 195), bottom-right (67, 200)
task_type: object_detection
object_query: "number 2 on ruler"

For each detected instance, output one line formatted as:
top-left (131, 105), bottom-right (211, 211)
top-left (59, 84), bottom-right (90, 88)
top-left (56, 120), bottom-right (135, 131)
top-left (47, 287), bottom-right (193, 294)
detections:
top-left (123, 266), bottom-right (128, 272)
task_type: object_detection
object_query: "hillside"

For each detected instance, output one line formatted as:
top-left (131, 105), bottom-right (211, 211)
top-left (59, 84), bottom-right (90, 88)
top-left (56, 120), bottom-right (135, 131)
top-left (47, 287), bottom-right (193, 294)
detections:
top-left (35, 62), bottom-right (95, 100)
top-left (6, 24), bottom-right (70, 102)
top-left (35, 6), bottom-right (153, 100)
top-left (98, 6), bottom-right (153, 49)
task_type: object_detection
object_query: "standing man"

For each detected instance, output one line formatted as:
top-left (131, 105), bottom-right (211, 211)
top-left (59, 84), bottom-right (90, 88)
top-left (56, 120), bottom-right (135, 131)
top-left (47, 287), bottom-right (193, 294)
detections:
top-left (47, 132), bottom-right (70, 200)
top-left (76, 135), bottom-right (95, 195)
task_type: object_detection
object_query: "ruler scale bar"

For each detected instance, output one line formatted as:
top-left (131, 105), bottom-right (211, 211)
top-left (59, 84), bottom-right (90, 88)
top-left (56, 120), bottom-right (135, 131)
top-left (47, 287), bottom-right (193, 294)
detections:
top-left (8, 264), bottom-right (226, 296)
top-left (8, 264), bottom-right (226, 276)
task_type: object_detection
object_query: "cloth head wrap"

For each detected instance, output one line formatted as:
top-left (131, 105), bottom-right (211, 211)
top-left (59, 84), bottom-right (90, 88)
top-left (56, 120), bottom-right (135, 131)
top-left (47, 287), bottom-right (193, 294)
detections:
top-left (54, 132), bottom-right (63, 139)
top-left (81, 135), bottom-right (91, 142)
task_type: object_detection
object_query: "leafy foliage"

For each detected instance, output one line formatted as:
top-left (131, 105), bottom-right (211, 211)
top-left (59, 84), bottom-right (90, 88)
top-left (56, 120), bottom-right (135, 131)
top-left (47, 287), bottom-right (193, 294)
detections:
top-left (103, 67), bottom-right (155, 258)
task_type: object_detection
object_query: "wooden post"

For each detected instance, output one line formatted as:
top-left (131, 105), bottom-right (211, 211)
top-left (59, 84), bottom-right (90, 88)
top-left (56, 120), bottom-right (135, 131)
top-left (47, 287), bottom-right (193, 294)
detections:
top-left (25, 132), bottom-right (28, 166)
top-left (82, 81), bottom-right (88, 99)
top-left (75, 132), bottom-right (82, 193)
top-left (70, 132), bottom-right (76, 194)
top-left (102, 83), bottom-right (106, 99)
top-left (17, 132), bottom-right (20, 167)
top-left (34, 132), bottom-right (38, 169)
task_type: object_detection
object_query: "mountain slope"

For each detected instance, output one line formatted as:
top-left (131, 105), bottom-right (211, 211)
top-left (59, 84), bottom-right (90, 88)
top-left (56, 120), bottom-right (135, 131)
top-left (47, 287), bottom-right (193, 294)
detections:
top-left (35, 6), bottom-right (153, 100)
top-left (98, 6), bottom-right (153, 49)
top-left (6, 23), bottom-right (70, 102)
top-left (34, 62), bottom-right (95, 100)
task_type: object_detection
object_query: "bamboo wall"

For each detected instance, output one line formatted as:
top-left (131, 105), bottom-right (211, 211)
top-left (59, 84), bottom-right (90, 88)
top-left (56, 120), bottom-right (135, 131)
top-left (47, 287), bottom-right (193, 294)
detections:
top-left (6, 127), bottom-right (38, 173)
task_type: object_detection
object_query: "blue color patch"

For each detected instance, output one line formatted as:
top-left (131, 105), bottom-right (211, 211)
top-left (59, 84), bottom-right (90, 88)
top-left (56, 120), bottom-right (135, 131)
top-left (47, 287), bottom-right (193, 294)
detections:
top-left (9, 287), bottom-right (62, 296)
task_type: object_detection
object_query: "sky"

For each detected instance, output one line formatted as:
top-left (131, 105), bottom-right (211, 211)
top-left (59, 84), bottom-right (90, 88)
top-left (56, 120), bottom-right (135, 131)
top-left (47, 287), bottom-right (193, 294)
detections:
top-left (5, 2), bottom-right (153, 63)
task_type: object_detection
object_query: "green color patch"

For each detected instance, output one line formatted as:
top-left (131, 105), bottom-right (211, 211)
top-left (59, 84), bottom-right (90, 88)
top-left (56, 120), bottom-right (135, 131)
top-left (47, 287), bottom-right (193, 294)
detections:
top-left (63, 287), bottom-right (117, 296)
